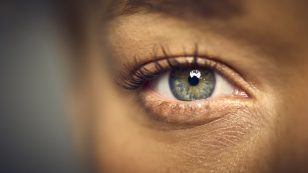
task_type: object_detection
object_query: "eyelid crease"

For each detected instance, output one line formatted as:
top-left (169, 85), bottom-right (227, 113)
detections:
top-left (116, 56), bottom-right (254, 99)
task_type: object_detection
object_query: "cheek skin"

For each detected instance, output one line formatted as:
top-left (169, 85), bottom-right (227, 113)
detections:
top-left (95, 24), bottom-right (280, 173)
top-left (76, 0), bottom-right (308, 172)
top-left (96, 75), bottom-right (276, 173)
top-left (261, 62), bottom-right (308, 172)
top-left (95, 23), bottom-right (279, 173)
top-left (94, 2), bottom-right (307, 172)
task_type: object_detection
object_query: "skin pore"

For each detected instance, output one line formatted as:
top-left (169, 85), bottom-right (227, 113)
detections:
top-left (73, 0), bottom-right (308, 172)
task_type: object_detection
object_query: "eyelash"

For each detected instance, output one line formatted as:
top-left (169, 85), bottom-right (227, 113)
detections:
top-left (117, 45), bottom-right (250, 98)
top-left (121, 57), bottom-right (196, 90)
top-left (113, 44), bottom-right (255, 126)
top-left (120, 45), bottom-right (198, 87)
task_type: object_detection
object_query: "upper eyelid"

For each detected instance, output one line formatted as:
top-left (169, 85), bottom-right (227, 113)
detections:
top-left (117, 56), bottom-right (255, 98)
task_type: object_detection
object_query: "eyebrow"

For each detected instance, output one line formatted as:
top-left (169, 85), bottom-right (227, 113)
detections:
top-left (109, 0), bottom-right (244, 20)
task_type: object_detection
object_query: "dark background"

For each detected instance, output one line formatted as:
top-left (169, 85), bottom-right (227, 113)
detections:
top-left (0, 1), bottom-right (79, 172)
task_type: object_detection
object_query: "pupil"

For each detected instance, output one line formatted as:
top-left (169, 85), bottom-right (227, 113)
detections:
top-left (188, 76), bottom-right (199, 86)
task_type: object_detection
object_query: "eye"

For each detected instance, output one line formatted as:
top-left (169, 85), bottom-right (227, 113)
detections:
top-left (118, 56), bottom-right (251, 125)
top-left (153, 67), bottom-right (234, 101)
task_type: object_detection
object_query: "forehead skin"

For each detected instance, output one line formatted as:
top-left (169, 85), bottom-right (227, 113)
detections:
top-left (84, 0), bottom-right (308, 173)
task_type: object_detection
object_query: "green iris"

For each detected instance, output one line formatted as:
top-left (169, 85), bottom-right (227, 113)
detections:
top-left (169, 68), bottom-right (216, 101)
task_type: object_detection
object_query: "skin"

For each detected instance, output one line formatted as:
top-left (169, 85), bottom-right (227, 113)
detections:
top-left (72, 0), bottom-right (308, 172)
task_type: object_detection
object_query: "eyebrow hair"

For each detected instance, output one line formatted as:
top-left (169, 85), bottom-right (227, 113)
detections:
top-left (109, 0), bottom-right (244, 20)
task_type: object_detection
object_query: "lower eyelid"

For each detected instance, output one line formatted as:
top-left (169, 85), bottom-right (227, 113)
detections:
top-left (120, 56), bottom-right (254, 126)
top-left (139, 87), bottom-right (251, 125)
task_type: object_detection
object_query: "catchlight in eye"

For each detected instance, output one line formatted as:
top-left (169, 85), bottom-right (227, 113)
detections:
top-left (169, 68), bottom-right (216, 101)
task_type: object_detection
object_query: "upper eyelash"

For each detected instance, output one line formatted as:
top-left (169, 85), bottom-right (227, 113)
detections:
top-left (116, 44), bottom-right (252, 98)
top-left (118, 61), bottom-right (214, 90)
top-left (118, 59), bottom-right (175, 90)
top-left (117, 44), bottom-right (219, 90)
top-left (117, 43), bottom-right (224, 90)
top-left (115, 45), bottom-right (184, 89)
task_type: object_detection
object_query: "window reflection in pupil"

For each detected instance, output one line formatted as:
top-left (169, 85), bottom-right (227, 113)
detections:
top-left (188, 76), bottom-right (200, 86)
